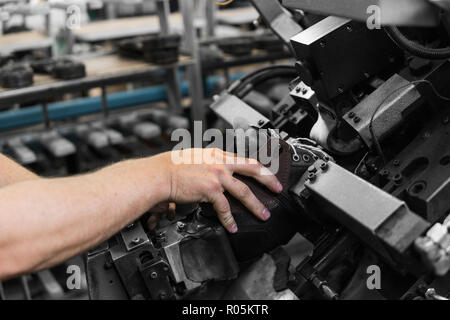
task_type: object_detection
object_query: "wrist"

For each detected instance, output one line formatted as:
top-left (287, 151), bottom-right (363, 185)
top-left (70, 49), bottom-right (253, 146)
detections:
top-left (141, 152), bottom-right (173, 203)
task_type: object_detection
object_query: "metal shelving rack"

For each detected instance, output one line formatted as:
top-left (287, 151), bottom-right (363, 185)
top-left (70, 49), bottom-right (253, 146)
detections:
top-left (0, 0), bottom-right (206, 133)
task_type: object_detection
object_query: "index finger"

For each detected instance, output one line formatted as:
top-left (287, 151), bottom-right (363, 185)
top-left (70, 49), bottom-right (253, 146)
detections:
top-left (224, 154), bottom-right (283, 194)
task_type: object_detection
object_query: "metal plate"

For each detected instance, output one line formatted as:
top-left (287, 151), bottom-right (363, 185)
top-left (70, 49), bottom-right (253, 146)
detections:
top-left (210, 93), bottom-right (270, 129)
top-left (343, 74), bottom-right (422, 147)
top-left (282, 0), bottom-right (439, 26)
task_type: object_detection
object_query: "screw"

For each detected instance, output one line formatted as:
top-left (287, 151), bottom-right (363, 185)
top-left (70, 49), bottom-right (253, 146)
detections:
top-left (257, 119), bottom-right (265, 126)
top-left (308, 165), bottom-right (317, 174)
top-left (422, 131), bottom-right (431, 139)
top-left (131, 237), bottom-right (141, 245)
top-left (319, 41), bottom-right (326, 48)
top-left (177, 222), bottom-right (186, 232)
top-left (353, 116), bottom-right (361, 124)
top-left (346, 25), bottom-right (353, 32)
top-left (150, 271), bottom-right (158, 279)
top-left (393, 160), bottom-right (400, 167)
top-left (302, 87), bottom-right (308, 94)
top-left (320, 162), bottom-right (328, 171)
top-left (295, 86), bottom-right (301, 93)
top-left (393, 174), bottom-right (403, 185)
top-left (307, 173), bottom-right (316, 182)
top-left (159, 292), bottom-right (167, 299)
top-left (348, 112), bottom-right (355, 119)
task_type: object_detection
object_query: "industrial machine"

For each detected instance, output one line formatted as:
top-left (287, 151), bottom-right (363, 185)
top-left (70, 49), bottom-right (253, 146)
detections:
top-left (86, 0), bottom-right (450, 300)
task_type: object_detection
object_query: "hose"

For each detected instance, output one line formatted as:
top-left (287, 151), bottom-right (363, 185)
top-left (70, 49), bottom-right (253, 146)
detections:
top-left (228, 65), bottom-right (297, 98)
top-left (385, 26), bottom-right (450, 60)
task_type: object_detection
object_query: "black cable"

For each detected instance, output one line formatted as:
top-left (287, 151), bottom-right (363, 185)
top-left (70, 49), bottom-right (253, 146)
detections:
top-left (228, 64), bottom-right (297, 95)
top-left (369, 79), bottom-right (450, 164)
top-left (234, 69), bottom-right (298, 98)
top-left (385, 26), bottom-right (450, 60)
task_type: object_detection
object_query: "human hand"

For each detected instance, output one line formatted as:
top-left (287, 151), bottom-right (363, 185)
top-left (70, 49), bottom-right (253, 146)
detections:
top-left (160, 148), bottom-right (283, 233)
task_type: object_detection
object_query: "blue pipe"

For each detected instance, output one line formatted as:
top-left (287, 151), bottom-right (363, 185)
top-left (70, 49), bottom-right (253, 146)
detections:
top-left (0, 73), bottom-right (243, 132)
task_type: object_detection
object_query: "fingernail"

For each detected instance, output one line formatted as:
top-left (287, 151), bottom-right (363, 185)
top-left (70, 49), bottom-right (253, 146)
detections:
top-left (276, 182), bottom-right (283, 193)
top-left (262, 208), bottom-right (271, 220)
top-left (230, 224), bottom-right (238, 233)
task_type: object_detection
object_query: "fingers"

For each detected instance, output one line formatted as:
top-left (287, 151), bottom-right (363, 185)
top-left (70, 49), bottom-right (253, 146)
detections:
top-left (167, 203), bottom-right (176, 221)
top-left (224, 154), bottom-right (283, 194)
top-left (209, 192), bottom-right (237, 233)
top-left (147, 202), bottom-right (176, 230)
top-left (221, 175), bottom-right (270, 222)
top-left (147, 212), bottom-right (163, 230)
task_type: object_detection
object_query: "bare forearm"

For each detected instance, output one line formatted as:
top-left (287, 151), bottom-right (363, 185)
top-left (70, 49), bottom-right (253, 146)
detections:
top-left (0, 155), bottom-right (170, 280)
top-left (0, 154), bottom-right (39, 188)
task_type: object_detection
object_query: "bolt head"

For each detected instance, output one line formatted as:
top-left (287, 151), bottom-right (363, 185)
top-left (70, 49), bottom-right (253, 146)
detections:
top-left (150, 271), bottom-right (158, 279)
top-left (307, 173), bottom-right (316, 182)
top-left (320, 162), bottom-right (328, 171)
top-left (308, 165), bottom-right (317, 174)
top-left (177, 222), bottom-right (186, 232)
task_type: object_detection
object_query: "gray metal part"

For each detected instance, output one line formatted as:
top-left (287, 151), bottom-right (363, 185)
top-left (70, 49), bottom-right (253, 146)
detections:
top-left (250, 0), bottom-right (303, 46)
top-left (343, 74), bottom-right (422, 147)
top-left (282, 0), bottom-right (439, 26)
top-left (305, 161), bottom-right (429, 255)
top-left (159, 223), bottom-right (203, 291)
top-left (167, 115), bottom-right (190, 130)
top-left (5, 137), bottom-right (37, 165)
top-left (381, 112), bottom-right (450, 223)
top-left (290, 16), bottom-right (402, 99)
top-left (210, 93), bottom-right (270, 129)
top-left (39, 131), bottom-right (76, 158)
top-left (307, 161), bottom-right (406, 231)
top-left (133, 122), bottom-right (162, 140)
top-left (120, 223), bottom-right (150, 253)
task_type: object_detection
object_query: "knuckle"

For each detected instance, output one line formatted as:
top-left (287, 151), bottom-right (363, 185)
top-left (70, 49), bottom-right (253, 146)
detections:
top-left (221, 213), bottom-right (234, 226)
top-left (238, 183), bottom-right (251, 197)
top-left (213, 166), bottom-right (226, 177)
top-left (216, 202), bottom-right (230, 215)
top-left (209, 179), bottom-right (223, 193)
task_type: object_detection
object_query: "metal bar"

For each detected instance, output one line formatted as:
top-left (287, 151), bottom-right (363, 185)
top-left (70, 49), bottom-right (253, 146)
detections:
top-left (157, 0), bottom-right (182, 115)
top-left (21, 276), bottom-right (31, 300)
top-left (0, 59), bottom-right (193, 106)
top-left (101, 86), bottom-right (109, 118)
top-left (164, 69), bottom-right (183, 115)
top-left (156, 0), bottom-right (171, 35)
top-left (0, 281), bottom-right (5, 300)
top-left (282, 0), bottom-right (439, 27)
top-left (0, 74), bottom-right (241, 132)
top-left (180, 0), bottom-right (205, 123)
top-left (42, 101), bottom-right (50, 128)
top-left (204, 0), bottom-right (216, 37)
top-left (37, 270), bottom-right (64, 297)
